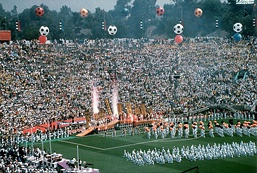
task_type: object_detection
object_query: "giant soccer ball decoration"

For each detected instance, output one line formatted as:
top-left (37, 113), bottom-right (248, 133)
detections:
top-left (233, 23), bottom-right (243, 33)
top-left (122, 8), bottom-right (129, 16)
top-left (39, 35), bottom-right (47, 44)
top-left (173, 24), bottom-right (184, 35)
top-left (233, 33), bottom-right (242, 43)
top-left (194, 8), bottom-right (203, 17)
top-left (80, 8), bottom-right (89, 18)
top-left (108, 25), bottom-right (117, 35)
top-left (39, 26), bottom-right (49, 36)
top-left (35, 7), bottom-right (44, 17)
top-left (156, 7), bottom-right (165, 16)
top-left (175, 35), bottom-right (183, 44)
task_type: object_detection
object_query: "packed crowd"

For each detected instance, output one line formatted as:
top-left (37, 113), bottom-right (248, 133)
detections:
top-left (1, 37), bottom-right (256, 124)
top-left (0, 36), bottom-right (256, 172)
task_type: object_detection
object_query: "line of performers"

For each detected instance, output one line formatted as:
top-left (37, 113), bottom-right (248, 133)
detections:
top-left (144, 120), bottom-right (257, 139)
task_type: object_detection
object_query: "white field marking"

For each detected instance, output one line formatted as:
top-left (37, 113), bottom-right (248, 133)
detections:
top-left (59, 140), bottom-right (105, 151)
top-left (59, 134), bottom-right (201, 151)
top-left (102, 136), bottom-right (201, 151)
top-left (157, 136), bottom-right (202, 143)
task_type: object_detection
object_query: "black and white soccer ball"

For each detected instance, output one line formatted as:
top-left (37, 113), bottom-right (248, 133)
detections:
top-left (173, 24), bottom-right (184, 35)
top-left (108, 25), bottom-right (117, 35)
top-left (233, 23), bottom-right (242, 33)
top-left (39, 26), bottom-right (49, 36)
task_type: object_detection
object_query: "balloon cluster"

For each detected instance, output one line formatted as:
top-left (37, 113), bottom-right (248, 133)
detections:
top-left (173, 23), bottom-right (184, 44)
top-left (34, 5), bottom-right (244, 45)
top-left (35, 6), bottom-right (47, 44)
top-left (36, 6), bottom-right (90, 43)
top-left (38, 26), bottom-right (49, 44)
top-left (233, 23), bottom-right (243, 43)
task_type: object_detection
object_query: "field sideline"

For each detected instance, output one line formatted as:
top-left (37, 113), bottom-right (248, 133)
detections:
top-left (34, 123), bottom-right (257, 173)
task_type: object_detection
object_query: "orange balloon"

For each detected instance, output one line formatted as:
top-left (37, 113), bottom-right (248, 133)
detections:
top-left (175, 35), bottom-right (183, 44)
top-left (39, 35), bottom-right (47, 44)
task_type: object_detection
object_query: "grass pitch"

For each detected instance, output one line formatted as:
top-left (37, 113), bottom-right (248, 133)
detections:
top-left (36, 126), bottom-right (257, 173)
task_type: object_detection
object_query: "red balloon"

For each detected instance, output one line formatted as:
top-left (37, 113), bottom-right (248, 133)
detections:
top-left (35, 7), bottom-right (44, 17)
top-left (175, 35), bottom-right (183, 44)
top-left (39, 35), bottom-right (47, 44)
top-left (156, 7), bottom-right (165, 16)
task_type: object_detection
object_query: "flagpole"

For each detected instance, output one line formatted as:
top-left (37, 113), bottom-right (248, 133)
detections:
top-left (25, 140), bottom-right (28, 157)
top-left (48, 120), bottom-right (52, 168)
top-left (31, 124), bottom-right (34, 156)
top-left (41, 139), bottom-right (44, 167)
top-left (48, 119), bottom-right (52, 153)
top-left (77, 145), bottom-right (79, 170)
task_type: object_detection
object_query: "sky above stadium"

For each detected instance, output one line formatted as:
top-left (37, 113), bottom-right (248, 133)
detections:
top-left (0, 0), bottom-right (173, 13)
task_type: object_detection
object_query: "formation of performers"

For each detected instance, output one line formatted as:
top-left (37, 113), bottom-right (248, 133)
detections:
top-left (0, 128), bottom-right (71, 147)
top-left (123, 141), bottom-right (257, 166)
top-left (144, 119), bottom-right (257, 140)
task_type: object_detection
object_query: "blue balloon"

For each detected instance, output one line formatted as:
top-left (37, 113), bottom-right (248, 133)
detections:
top-left (122, 8), bottom-right (129, 16)
top-left (233, 33), bottom-right (242, 42)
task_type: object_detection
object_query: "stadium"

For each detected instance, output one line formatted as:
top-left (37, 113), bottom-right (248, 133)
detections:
top-left (0, 0), bottom-right (257, 173)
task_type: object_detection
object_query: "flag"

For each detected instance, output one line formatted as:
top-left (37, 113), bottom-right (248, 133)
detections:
top-left (104, 20), bottom-right (107, 31)
top-left (16, 20), bottom-right (21, 31)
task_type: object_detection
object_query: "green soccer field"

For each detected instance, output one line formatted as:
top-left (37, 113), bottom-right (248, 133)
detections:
top-left (34, 125), bottom-right (257, 173)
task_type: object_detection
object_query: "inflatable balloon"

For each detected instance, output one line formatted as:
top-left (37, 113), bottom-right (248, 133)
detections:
top-left (39, 35), bottom-right (47, 44)
top-left (108, 25), bottom-right (117, 35)
top-left (156, 7), bottom-right (165, 16)
top-left (35, 7), bottom-right (44, 17)
top-left (39, 26), bottom-right (49, 36)
top-left (233, 33), bottom-right (242, 43)
top-left (175, 35), bottom-right (183, 44)
top-left (122, 8), bottom-right (129, 16)
top-left (194, 8), bottom-right (203, 17)
top-left (233, 23), bottom-right (243, 33)
top-left (80, 8), bottom-right (88, 18)
top-left (173, 24), bottom-right (184, 35)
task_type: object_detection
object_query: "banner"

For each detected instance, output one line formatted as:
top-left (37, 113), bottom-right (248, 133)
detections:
top-left (236, 0), bottom-right (254, 4)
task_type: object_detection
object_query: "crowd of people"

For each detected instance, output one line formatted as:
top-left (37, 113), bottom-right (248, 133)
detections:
top-left (0, 36), bottom-right (256, 172)
top-left (1, 37), bottom-right (256, 128)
